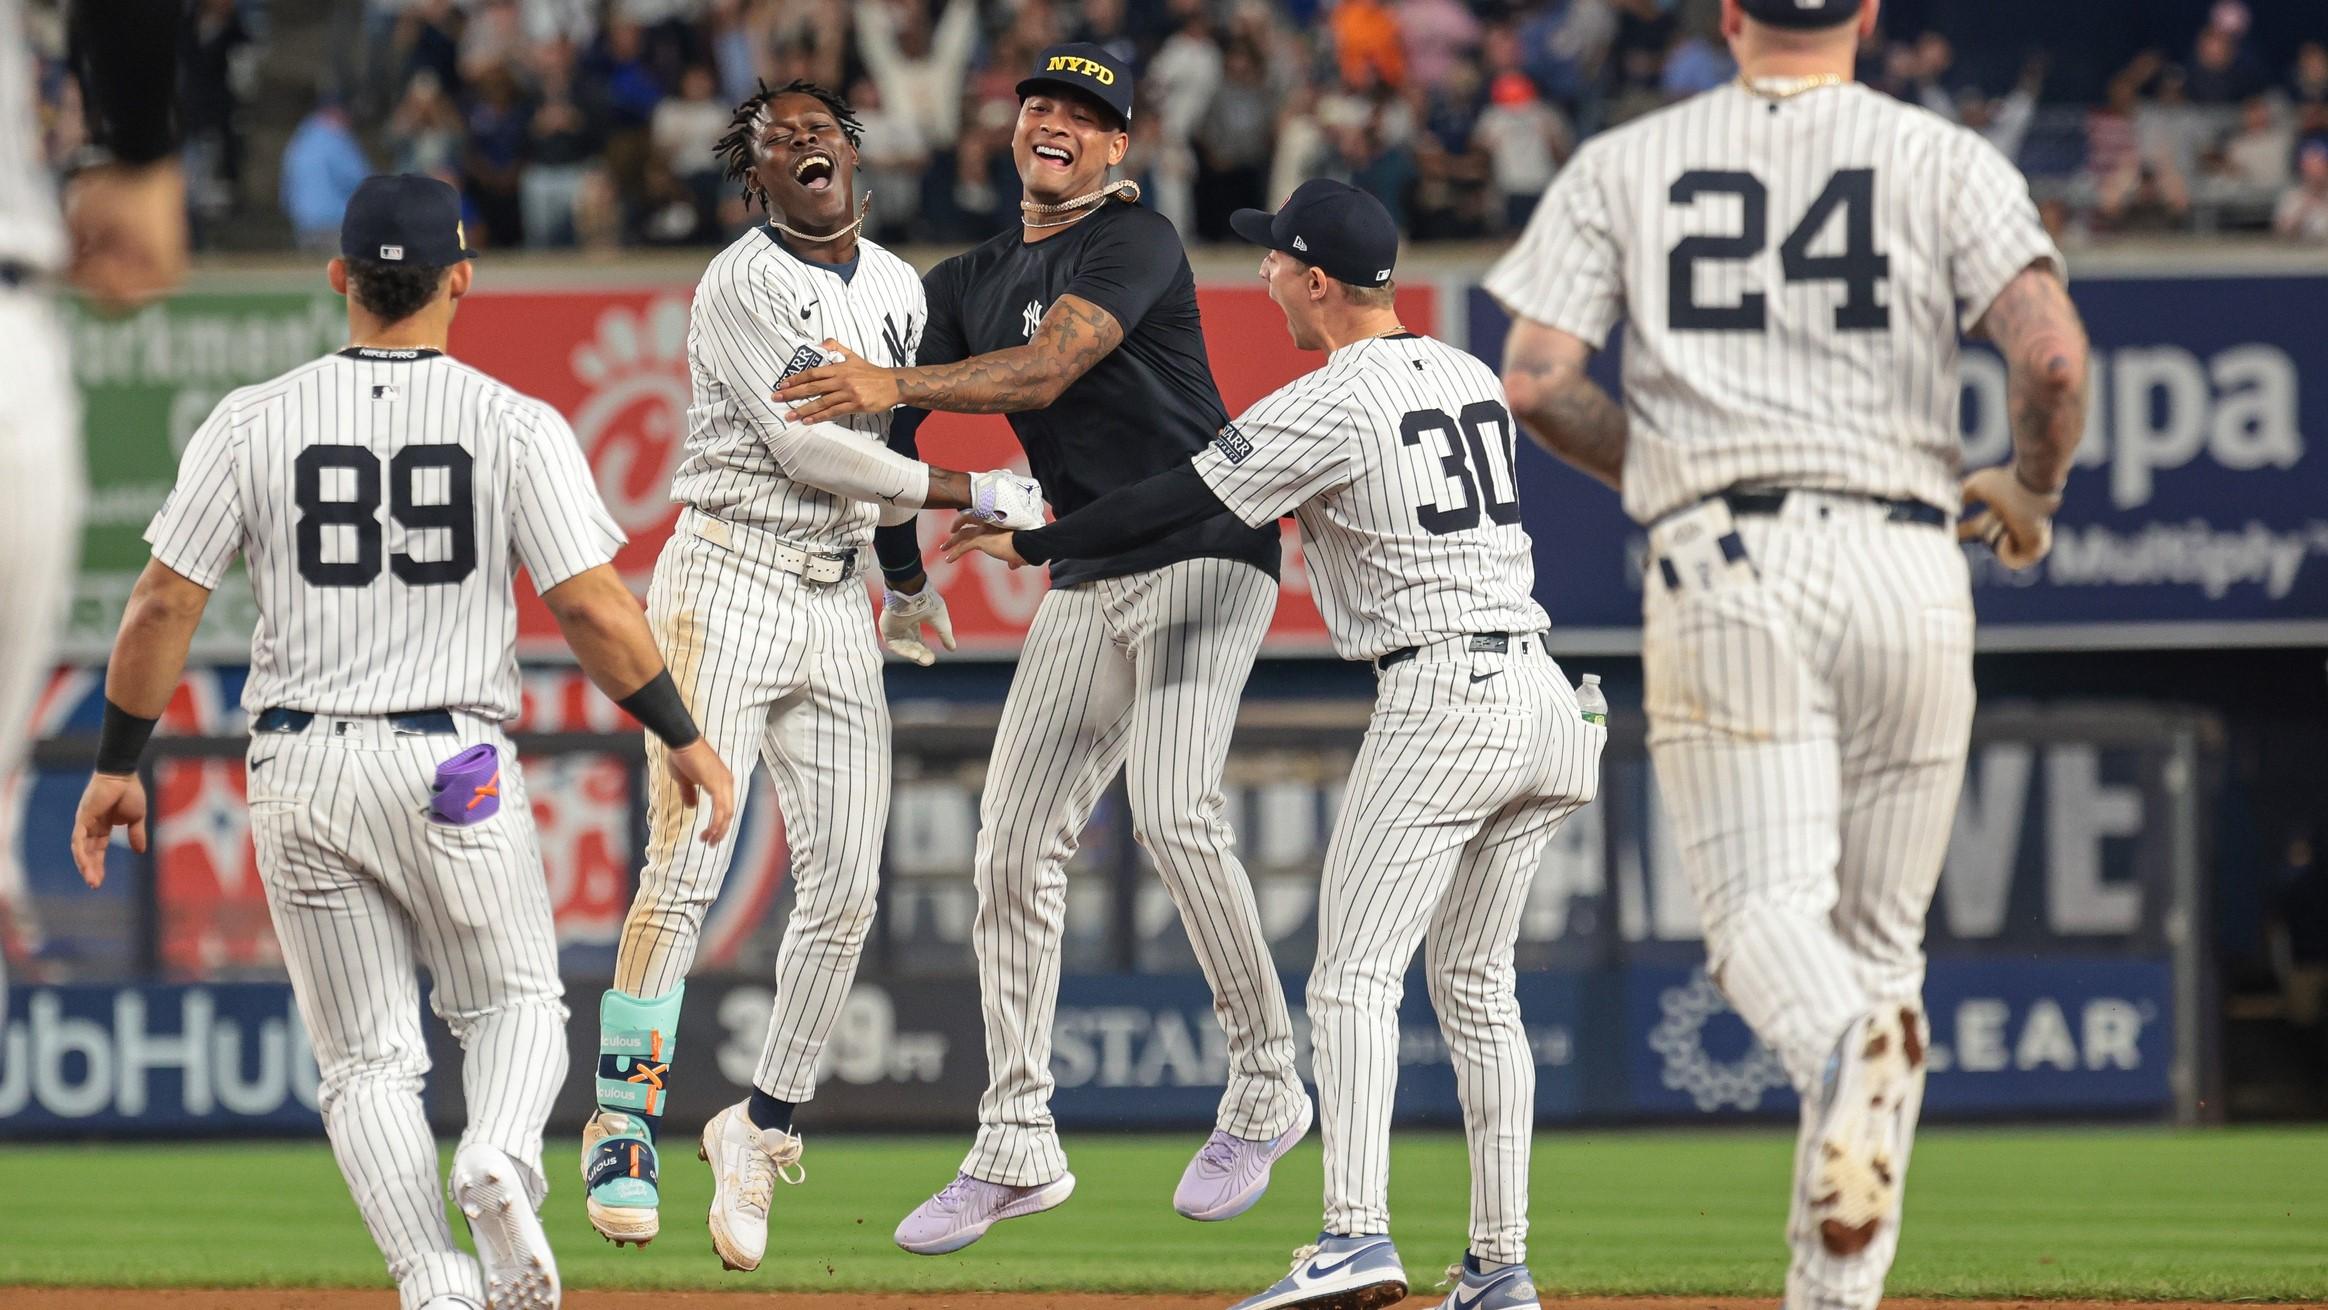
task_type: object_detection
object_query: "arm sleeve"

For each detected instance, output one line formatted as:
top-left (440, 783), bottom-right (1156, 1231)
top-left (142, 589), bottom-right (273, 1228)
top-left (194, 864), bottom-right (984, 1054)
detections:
top-left (1013, 463), bottom-right (1230, 566)
top-left (1481, 143), bottom-right (1625, 347)
top-left (510, 402), bottom-right (628, 591)
top-left (1190, 383), bottom-right (1359, 528)
top-left (143, 403), bottom-right (245, 589)
top-left (875, 261), bottom-right (969, 580)
top-left (69, 0), bottom-right (182, 163)
top-left (1061, 216), bottom-right (1189, 339)
top-left (1949, 129), bottom-right (2067, 333)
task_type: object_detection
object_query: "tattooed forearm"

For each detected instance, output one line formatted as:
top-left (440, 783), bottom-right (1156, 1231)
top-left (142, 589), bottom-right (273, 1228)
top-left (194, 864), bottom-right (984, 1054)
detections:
top-left (893, 295), bottom-right (1124, 414)
top-left (1501, 319), bottom-right (1626, 490)
top-left (1975, 263), bottom-right (2089, 493)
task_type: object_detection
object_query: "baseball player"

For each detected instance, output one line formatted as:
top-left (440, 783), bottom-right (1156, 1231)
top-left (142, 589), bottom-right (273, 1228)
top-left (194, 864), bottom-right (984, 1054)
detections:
top-left (949, 179), bottom-right (1604, 1310)
top-left (1486, 2), bottom-right (2090, 1306)
top-left (69, 174), bottom-right (740, 1310)
top-left (576, 81), bottom-right (1046, 1271)
top-left (0, 0), bottom-right (187, 1012)
top-left (774, 44), bottom-right (1311, 1251)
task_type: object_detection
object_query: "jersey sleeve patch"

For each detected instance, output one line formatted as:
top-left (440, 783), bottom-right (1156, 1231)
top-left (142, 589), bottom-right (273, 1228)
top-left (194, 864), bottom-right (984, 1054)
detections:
top-left (777, 343), bottom-right (830, 382)
top-left (1211, 421), bottom-right (1254, 466)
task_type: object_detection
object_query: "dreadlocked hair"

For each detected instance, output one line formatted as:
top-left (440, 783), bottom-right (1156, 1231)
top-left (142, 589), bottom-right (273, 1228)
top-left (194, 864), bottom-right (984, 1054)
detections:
top-left (714, 79), bottom-right (863, 211)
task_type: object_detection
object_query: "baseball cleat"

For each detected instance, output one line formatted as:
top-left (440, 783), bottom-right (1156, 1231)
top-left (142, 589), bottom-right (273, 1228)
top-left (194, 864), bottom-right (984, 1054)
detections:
top-left (1434, 1255), bottom-right (1541, 1310)
top-left (698, 1100), bottom-right (805, 1272)
top-left (1228, 1232), bottom-right (1407, 1310)
top-left (893, 1170), bottom-right (1077, 1255)
top-left (1174, 1095), bottom-right (1314, 1221)
top-left (450, 1143), bottom-right (560, 1310)
top-left (1808, 1005), bottom-right (1927, 1256)
top-left (581, 1109), bottom-right (661, 1246)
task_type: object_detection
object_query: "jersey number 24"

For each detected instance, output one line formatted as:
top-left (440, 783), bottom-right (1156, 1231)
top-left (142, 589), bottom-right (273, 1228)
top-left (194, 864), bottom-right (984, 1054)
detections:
top-left (294, 444), bottom-right (478, 587)
top-left (1667, 168), bottom-right (1889, 332)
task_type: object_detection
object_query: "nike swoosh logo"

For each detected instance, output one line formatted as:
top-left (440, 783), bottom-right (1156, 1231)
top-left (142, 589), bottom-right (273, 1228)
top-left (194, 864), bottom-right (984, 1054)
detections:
top-left (251, 756), bottom-right (276, 771)
top-left (1453, 1286), bottom-right (1488, 1309)
top-left (799, 301), bottom-right (818, 319)
top-left (1306, 1249), bottom-right (1367, 1274)
top-left (1469, 672), bottom-right (1502, 684)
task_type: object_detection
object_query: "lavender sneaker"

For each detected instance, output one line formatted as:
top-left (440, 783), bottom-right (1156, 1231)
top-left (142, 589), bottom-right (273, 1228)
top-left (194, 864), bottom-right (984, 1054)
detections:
top-left (893, 1170), bottom-right (1077, 1255)
top-left (1174, 1095), bottom-right (1313, 1221)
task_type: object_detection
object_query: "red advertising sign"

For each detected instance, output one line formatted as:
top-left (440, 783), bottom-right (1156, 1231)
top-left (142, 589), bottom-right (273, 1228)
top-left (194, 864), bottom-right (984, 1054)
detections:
top-left (448, 281), bottom-right (1438, 658)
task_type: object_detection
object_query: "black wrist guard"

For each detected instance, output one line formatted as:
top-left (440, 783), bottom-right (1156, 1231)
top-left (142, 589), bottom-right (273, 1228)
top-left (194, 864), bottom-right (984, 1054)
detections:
top-left (96, 699), bottom-right (158, 776)
top-left (619, 671), bottom-right (701, 749)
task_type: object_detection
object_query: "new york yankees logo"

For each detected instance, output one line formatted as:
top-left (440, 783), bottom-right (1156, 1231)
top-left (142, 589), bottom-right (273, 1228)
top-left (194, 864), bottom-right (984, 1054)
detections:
top-left (880, 311), bottom-right (918, 368)
top-left (1022, 299), bottom-right (1045, 341)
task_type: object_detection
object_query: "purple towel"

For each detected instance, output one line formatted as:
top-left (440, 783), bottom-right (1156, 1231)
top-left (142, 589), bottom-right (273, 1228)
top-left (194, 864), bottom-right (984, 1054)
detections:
top-left (429, 744), bottom-right (502, 825)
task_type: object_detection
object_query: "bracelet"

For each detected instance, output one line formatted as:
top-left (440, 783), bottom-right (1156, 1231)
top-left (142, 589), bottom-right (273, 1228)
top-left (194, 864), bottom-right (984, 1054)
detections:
top-left (2013, 464), bottom-right (2066, 498)
top-left (618, 670), bottom-right (702, 750)
top-left (95, 699), bottom-right (158, 776)
top-left (881, 558), bottom-right (926, 588)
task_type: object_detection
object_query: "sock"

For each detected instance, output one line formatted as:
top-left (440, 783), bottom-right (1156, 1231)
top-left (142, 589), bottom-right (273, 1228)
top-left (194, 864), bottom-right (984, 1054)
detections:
top-left (1467, 1252), bottom-right (1518, 1276)
top-left (596, 984), bottom-right (684, 1136)
top-left (747, 1089), bottom-right (796, 1133)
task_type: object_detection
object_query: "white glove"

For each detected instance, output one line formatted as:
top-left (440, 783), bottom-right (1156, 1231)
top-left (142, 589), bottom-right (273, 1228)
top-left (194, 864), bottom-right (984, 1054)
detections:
top-left (1957, 464), bottom-right (2062, 571)
top-left (967, 470), bottom-right (1046, 530)
top-left (879, 586), bottom-right (956, 666)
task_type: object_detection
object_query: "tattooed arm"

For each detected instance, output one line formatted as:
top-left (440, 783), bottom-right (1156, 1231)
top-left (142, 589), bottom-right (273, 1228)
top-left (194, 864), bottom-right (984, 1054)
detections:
top-left (1500, 317), bottom-right (1626, 491)
top-left (1971, 262), bottom-right (2089, 494)
top-left (775, 296), bottom-right (1124, 421)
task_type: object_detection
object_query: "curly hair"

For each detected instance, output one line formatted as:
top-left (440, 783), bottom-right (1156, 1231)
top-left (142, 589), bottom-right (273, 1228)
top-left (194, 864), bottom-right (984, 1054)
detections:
top-left (713, 80), bottom-right (863, 212)
top-left (344, 257), bottom-right (448, 325)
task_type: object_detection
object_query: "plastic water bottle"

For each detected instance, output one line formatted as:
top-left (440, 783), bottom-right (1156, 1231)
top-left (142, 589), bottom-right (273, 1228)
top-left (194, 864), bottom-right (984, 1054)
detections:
top-left (1577, 673), bottom-right (1607, 726)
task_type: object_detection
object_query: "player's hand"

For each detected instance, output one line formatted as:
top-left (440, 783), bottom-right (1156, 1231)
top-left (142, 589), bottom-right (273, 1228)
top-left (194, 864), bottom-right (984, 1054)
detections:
top-left (1958, 464), bottom-right (2062, 571)
top-left (944, 519), bottom-right (1028, 569)
top-left (663, 739), bottom-right (735, 846)
top-left (966, 470), bottom-right (1045, 530)
top-left (64, 160), bottom-right (190, 312)
top-left (773, 341), bottom-right (901, 423)
top-left (879, 584), bottom-right (956, 666)
top-left (71, 772), bottom-right (149, 889)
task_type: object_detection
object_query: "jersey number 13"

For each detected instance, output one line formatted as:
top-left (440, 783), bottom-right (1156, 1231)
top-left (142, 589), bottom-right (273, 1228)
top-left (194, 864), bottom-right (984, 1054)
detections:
top-left (294, 444), bottom-right (478, 587)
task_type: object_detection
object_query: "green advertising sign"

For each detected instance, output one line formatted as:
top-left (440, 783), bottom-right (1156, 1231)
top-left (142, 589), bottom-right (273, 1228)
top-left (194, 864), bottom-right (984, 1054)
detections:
top-left (63, 290), bottom-right (344, 661)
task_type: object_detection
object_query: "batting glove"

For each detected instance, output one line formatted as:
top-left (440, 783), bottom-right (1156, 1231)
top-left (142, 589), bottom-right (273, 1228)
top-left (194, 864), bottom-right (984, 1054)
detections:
top-left (967, 470), bottom-right (1046, 531)
top-left (1957, 464), bottom-right (2062, 571)
top-left (879, 586), bottom-right (956, 666)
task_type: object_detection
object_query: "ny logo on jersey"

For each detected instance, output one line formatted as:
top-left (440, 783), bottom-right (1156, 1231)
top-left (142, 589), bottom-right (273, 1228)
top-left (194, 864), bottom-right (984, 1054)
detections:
top-left (1022, 299), bottom-right (1045, 341)
top-left (880, 312), bottom-right (918, 368)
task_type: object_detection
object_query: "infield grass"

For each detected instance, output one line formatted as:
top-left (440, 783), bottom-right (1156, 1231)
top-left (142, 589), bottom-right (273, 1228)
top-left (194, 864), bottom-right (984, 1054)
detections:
top-left (5, 1127), bottom-right (2323, 1299)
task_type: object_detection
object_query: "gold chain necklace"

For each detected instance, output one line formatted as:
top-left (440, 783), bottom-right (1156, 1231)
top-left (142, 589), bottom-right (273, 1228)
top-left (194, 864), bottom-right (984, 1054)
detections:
top-left (1737, 73), bottom-right (1846, 101)
top-left (1022, 179), bottom-right (1142, 230)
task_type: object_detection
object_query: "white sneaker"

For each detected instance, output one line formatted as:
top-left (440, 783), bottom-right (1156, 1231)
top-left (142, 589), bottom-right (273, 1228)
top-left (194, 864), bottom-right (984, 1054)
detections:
top-left (697, 1100), bottom-right (805, 1272)
top-left (450, 1143), bottom-right (560, 1310)
top-left (1808, 1005), bottom-right (1927, 1256)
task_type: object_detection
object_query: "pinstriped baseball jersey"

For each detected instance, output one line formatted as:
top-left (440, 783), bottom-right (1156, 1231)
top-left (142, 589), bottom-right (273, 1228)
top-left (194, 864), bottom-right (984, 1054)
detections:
top-left (675, 226), bottom-right (925, 548)
top-left (0, 0), bottom-right (62, 274)
top-left (144, 347), bottom-right (625, 720)
top-left (1484, 81), bottom-right (2062, 523)
top-left (1193, 332), bottom-right (1547, 662)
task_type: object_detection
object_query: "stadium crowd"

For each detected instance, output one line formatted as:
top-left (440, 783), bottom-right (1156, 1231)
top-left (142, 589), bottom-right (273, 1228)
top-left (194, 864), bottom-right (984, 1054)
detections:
top-left (34, 0), bottom-right (2328, 250)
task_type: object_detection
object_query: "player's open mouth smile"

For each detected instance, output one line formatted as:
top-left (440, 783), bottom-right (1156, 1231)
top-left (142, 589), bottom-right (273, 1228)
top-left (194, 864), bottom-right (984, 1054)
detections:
top-left (792, 152), bottom-right (837, 193)
top-left (1032, 143), bottom-right (1074, 170)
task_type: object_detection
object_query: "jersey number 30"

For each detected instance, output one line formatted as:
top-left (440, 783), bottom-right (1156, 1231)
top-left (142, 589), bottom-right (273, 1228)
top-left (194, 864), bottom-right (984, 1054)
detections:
top-left (1667, 168), bottom-right (1889, 332)
top-left (1401, 402), bottom-right (1520, 536)
top-left (295, 444), bottom-right (478, 587)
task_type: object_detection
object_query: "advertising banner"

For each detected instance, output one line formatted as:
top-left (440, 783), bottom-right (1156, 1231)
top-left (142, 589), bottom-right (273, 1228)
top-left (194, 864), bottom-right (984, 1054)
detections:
top-left (0, 983), bottom-right (322, 1136)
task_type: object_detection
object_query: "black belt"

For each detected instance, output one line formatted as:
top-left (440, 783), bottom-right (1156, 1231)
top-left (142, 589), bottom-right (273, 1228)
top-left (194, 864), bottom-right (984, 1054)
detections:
top-left (1721, 488), bottom-right (1948, 529)
top-left (1376, 632), bottom-right (1537, 671)
top-left (253, 707), bottom-right (458, 735)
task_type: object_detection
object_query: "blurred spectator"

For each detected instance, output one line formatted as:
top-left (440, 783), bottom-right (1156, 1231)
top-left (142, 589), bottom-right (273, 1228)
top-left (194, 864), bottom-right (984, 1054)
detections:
top-left (2136, 64), bottom-right (2203, 222)
top-left (652, 65), bottom-right (730, 194)
top-left (2267, 825), bottom-right (2328, 1027)
top-left (1659, 16), bottom-right (1734, 102)
top-left (1600, 0), bottom-right (1669, 124)
top-left (1269, 81), bottom-right (1330, 211)
top-left (2213, 95), bottom-right (2294, 193)
top-left (857, 0), bottom-right (979, 157)
top-left (1518, 0), bottom-right (1615, 114)
top-left (2274, 141), bottom-right (2328, 241)
top-left (1149, 3), bottom-right (1224, 236)
top-left (1331, 0), bottom-right (1407, 91)
top-left (2187, 7), bottom-right (2264, 106)
top-left (2291, 42), bottom-right (2328, 111)
top-left (280, 97), bottom-right (370, 251)
top-left (390, 70), bottom-right (466, 178)
top-left (1195, 41), bottom-right (1278, 241)
top-left (461, 1), bottom-right (526, 85)
top-left (1474, 71), bottom-right (1570, 231)
top-left (522, 49), bottom-right (602, 247)
top-left (464, 65), bottom-right (530, 247)
top-left (181, 0), bottom-right (256, 233)
top-left (396, 0), bottom-right (465, 99)
top-left (1074, 0), bottom-right (1140, 73)
top-left (1398, 0), bottom-right (1481, 94)
top-left (1413, 59), bottom-right (1488, 239)
top-left (1922, 54), bottom-right (2044, 164)
top-left (852, 78), bottom-right (929, 242)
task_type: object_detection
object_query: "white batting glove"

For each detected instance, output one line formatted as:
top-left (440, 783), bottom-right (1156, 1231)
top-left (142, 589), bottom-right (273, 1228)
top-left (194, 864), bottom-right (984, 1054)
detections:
top-left (879, 586), bottom-right (956, 666)
top-left (1957, 464), bottom-right (2063, 571)
top-left (967, 470), bottom-right (1046, 531)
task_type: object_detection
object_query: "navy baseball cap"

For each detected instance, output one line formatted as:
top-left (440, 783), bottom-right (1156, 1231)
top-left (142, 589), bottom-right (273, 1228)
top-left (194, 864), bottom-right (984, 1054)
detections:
top-left (1737, 0), bottom-right (1863, 29)
top-left (340, 174), bottom-right (475, 266)
top-left (1229, 179), bottom-right (1400, 289)
top-left (1018, 42), bottom-right (1134, 128)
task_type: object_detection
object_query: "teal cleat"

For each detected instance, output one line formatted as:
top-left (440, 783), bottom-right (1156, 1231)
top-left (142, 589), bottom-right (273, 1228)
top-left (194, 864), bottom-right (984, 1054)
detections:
top-left (582, 1110), bottom-right (661, 1246)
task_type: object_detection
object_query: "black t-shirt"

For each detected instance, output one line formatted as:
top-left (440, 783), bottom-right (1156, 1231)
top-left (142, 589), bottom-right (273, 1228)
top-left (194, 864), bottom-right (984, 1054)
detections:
top-left (889, 201), bottom-right (1280, 588)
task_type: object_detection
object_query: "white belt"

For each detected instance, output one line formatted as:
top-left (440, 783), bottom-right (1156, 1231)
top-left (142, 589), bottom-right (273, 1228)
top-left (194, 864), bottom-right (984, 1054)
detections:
top-left (679, 508), bottom-right (861, 586)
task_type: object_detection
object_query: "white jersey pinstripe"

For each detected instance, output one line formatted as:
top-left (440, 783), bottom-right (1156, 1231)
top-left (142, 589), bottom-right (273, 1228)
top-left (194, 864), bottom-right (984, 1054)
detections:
top-left (674, 226), bottom-right (925, 548)
top-left (145, 348), bottom-right (626, 720)
top-left (0, 0), bottom-right (65, 274)
top-left (1485, 81), bottom-right (2061, 523)
top-left (1193, 332), bottom-right (1547, 661)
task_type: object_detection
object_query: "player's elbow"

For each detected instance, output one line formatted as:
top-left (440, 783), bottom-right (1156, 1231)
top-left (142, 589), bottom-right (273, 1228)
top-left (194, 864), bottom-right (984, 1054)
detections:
top-left (540, 565), bottom-right (638, 640)
top-left (120, 560), bottom-right (211, 634)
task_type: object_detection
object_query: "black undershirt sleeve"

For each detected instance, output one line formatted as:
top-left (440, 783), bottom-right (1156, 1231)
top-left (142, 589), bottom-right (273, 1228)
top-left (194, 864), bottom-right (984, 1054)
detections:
top-left (877, 261), bottom-right (969, 586)
top-left (1013, 463), bottom-right (1229, 567)
top-left (873, 406), bottom-right (929, 585)
top-left (69, 0), bottom-right (183, 164)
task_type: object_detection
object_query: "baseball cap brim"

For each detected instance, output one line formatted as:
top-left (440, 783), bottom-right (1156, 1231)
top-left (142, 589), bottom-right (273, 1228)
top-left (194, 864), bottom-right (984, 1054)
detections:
top-left (1228, 207), bottom-right (1281, 252)
top-left (1015, 77), bottom-right (1128, 127)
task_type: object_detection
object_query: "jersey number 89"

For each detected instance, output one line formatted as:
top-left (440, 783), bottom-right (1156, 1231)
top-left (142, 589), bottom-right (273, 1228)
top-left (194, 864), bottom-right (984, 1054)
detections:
top-left (294, 444), bottom-right (478, 587)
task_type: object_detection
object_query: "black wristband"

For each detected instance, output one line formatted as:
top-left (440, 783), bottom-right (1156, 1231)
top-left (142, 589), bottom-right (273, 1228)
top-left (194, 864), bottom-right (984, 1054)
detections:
top-left (881, 558), bottom-right (927, 588)
top-left (1014, 526), bottom-right (1057, 566)
top-left (96, 699), bottom-right (159, 776)
top-left (618, 670), bottom-right (702, 749)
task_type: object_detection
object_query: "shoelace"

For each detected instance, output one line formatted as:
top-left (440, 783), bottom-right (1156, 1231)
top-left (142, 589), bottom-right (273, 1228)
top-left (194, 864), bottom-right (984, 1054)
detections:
top-left (1439, 1264), bottom-right (1466, 1291)
top-left (738, 1131), bottom-right (807, 1212)
top-left (1194, 1133), bottom-right (1240, 1174)
top-left (929, 1173), bottom-right (986, 1215)
top-left (1286, 1243), bottom-right (1322, 1273)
